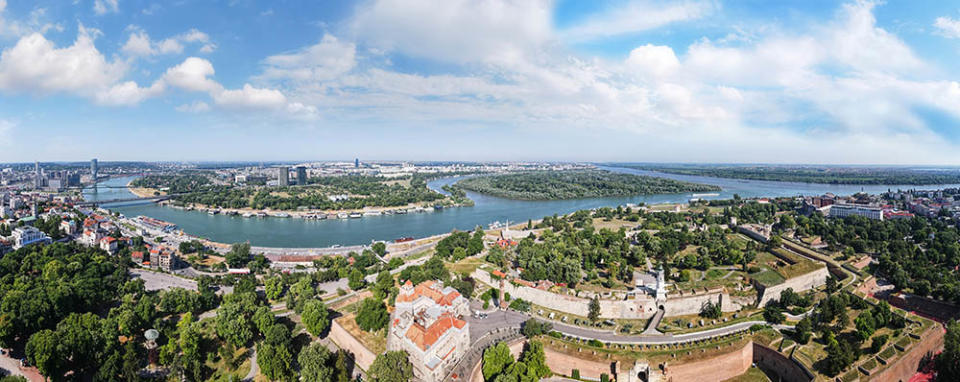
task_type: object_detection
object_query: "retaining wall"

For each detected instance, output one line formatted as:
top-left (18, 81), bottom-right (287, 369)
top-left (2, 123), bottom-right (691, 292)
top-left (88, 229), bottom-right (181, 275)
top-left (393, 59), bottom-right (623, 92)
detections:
top-left (753, 343), bottom-right (813, 382)
top-left (543, 346), bottom-right (616, 381)
top-left (328, 319), bottom-right (377, 371)
top-left (870, 325), bottom-right (944, 382)
top-left (757, 266), bottom-right (829, 306)
top-left (663, 341), bottom-right (753, 382)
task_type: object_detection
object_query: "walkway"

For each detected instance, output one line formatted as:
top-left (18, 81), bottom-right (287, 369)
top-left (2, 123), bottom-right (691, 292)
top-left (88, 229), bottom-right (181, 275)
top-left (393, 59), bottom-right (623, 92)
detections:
top-left (641, 307), bottom-right (665, 335)
top-left (548, 319), bottom-right (787, 345)
top-left (242, 345), bottom-right (258, 382)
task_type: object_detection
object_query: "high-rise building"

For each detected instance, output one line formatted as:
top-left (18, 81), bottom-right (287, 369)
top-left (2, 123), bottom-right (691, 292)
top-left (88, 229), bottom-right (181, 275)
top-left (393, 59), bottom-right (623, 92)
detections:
top-left (91, 159), bottom-right (98, 181)
top-left (355, 158), bottom-right (359, 168)
top-left (296, 166), bottom-right (307, 185)
top-left (34, 162), bottom-right (42, 189)
top-left (277, 166), bottom-right (289, 186)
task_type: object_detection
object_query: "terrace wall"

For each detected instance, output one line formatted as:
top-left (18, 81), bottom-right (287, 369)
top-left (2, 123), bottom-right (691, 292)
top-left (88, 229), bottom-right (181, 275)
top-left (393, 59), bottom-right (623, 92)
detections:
top-left (870, 325), bottom-right (944, 382)
top-left (328, 318), bottom-right (377, 371)
top-left (756, 266), bottom-right (829, 306)
top-left (753, 343), bottom-right (813, 382)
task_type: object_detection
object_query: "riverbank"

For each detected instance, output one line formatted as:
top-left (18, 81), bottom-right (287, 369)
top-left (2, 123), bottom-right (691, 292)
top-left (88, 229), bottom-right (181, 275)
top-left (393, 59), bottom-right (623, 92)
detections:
top-left (126, 180), bottom-right (165, 198)
top-left (156, 198), bottom-right (473, 220)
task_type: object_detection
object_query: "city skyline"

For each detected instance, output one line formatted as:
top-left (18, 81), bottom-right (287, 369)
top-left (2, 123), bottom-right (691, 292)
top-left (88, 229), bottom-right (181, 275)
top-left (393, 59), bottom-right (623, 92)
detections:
top-left (1, 1), bottom-right (960, 164)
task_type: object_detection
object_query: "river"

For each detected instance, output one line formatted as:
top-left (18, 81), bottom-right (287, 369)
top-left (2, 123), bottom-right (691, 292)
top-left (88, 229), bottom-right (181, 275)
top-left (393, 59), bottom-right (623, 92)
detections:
top-left (82, 167), bottom-right (960, 248)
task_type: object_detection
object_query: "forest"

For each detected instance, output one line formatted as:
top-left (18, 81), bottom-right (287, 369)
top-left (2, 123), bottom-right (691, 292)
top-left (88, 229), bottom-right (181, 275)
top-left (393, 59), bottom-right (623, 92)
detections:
top-left (453, 170), bottom-right (720, 200)
top-left (617, 164), bottom-right (960, 185)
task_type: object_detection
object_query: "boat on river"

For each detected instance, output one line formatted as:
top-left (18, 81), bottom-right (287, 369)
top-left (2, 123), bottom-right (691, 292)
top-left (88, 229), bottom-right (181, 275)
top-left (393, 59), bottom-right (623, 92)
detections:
top-left (349, 212), bottom-right (362, 218)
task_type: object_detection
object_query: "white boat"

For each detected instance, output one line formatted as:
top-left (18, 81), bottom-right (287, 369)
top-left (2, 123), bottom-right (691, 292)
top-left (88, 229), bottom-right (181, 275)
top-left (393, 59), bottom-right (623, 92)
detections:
top-left (349, 212), bottom-right (362, 218)
top-left (273, 213), bottom-right (291, 218)
top-left (242, 213), bottom-right (253, 218)
top-left (692, 193), bottom-right (720, 197)
top-left (256, 212), bottom-right (267, 218)
top-left (337, 212), bottom-right (349, 219)
top-left (363, 210), bottom-right (382, 216)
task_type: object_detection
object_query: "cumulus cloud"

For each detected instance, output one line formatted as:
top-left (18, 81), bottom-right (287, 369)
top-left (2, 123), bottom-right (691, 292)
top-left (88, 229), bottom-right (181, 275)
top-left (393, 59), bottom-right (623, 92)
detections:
top-left (94, 0), bottom-right (119, 15)
top-left (122, 27), bottom-right (213, 57)
top-left (94, 80), bottom-right (165, 106)
top-left (626, 44), bottom-right (680, 78)
top-left (562, 0), bottom-right (715, 41)
top-left (163, 57), bottom-right (220, 92)
top-left (259, 34), bottom-right (355, 82)
top-left (0, 25), bottom-right (126, 94)
top-left (934, 16), bottom-right (960, 39)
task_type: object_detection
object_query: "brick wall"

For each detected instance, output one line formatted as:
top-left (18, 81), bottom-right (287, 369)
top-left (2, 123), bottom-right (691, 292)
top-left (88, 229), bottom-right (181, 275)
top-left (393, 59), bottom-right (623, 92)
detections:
top-left (663, 341), bottom-right (753, 382)
top-left (753, 343), bottom-right (813, 382)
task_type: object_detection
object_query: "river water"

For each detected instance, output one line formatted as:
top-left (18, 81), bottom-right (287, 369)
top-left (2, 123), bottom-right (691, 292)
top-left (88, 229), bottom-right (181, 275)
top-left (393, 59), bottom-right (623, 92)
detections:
top-left (82, 167), bottom-right (960, 248)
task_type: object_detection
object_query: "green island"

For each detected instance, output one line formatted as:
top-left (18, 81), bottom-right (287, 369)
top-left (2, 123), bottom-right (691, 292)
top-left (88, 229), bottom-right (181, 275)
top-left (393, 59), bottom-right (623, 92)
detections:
top-left (615, 164), bottom-right (960, 185)
top-left (136, 174), bottom-right (470, 211)
top-left (453, 169), bottom-right (720, 200)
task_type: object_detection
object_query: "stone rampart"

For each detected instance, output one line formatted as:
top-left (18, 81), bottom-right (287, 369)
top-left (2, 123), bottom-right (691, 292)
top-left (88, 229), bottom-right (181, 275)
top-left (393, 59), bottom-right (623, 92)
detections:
top-left (473, 270), bottom-right (740, 319)
top-left (328, 318), bottom-right (377, 371)
top-left (663, 341), bottom-right (753, 382)
top-left (753, 343), bottom-right (813, 382)
top-left (757, 266), bottom-right (829, 306)
top-left (543, 346), bottom-right (616, 381)
top-left (870, 325), bottom-right (944, 382)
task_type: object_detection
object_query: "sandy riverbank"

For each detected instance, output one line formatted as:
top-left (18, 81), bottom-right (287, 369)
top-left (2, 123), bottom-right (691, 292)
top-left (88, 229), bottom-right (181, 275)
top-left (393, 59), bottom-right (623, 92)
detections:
top-left (126, 180), bottom-right (166, 198)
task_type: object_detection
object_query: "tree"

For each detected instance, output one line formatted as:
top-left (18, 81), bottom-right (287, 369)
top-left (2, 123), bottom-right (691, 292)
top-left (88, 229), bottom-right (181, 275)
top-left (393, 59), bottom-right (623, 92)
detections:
top-left (356, 298), bottom-right (389, 332)
top-left (225, 242), bottom-right (251, 268)
top-left (258, 342), bottom-right (293, 381)
top-left (763, 303), bottom-right (784, 324)
top-left (521, 319), bottom-right (553, 338)
top-left (482, 342), bottom-right (514, 381)
top-left (264, 276), bottom-right (284, 301)
top-left (298, 342), bottom-right (335, 382)
top-left (369, 351), bottom-right (413, 382)
top-left (520, 341), bottom-right (551, 379)
top-left (348, 269), bottom-right (366, 290)
top-left (699, 301), bottom-right (721, 319)
top-left (372, 242), bottom-right (387, 257)
top-left (795, 316), bottom-right (812, 344)
top-left (854, 311), bottom-right (876, 342)
top-left (870, 334), bottom-right (889, 353)
top-left (588, 296), bottom-right (601, 323)
top-left (938, 320), bottom-right (960, 381)
top-left (25, 329), bottom-right (63, 380)
top-left (302, 300), bottom-right (330, 337)
top-left (372, 271), bottom-right (393, 300)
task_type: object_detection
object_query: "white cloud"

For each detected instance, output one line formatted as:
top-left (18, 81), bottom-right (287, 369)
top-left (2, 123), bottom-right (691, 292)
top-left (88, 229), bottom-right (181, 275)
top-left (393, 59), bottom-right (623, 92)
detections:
top-left (259, 34), bottom-right (355, 82)
top-left (94, 80), bottom-right (164, 106)
top-left (163, 57), bottom-right (220, 92)
top-left (0, 25), bottom-right (126, 95)
top-left (351, 0), bottom-right (552, 64)
top-left (934, 16), bottom-right (960, 39)
top-left (122, 27), bottom-right (213, 57)
top-left (176, 101), bottom-right (210, 113)
top-left (93, 0), bottom-right (119, 15)
top-left (626, 44), bottom-right (680, 78)
top-left (562, 0), bottom-right (715, 41)
top-left (213, 84), bottom-right (287, 109)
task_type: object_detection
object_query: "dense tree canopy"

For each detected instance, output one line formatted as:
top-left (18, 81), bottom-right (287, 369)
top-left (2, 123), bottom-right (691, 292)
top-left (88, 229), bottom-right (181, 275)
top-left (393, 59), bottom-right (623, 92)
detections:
top-left (455, 170), bottom-right (719, 200)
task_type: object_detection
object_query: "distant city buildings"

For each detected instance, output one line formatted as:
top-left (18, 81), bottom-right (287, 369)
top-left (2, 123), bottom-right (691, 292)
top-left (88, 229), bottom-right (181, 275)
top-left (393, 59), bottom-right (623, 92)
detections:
top-left (387, 280), bottom-right (470, 382)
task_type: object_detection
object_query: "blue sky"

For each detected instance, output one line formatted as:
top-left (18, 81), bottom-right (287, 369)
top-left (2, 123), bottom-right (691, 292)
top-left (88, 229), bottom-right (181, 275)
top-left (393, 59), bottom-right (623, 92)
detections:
top-left (2, 0), bottom-right (960, 164)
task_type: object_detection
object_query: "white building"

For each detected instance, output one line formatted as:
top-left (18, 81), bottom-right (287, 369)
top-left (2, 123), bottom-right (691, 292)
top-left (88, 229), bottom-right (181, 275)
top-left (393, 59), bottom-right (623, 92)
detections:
top-left (12, 226), bottom-right (51, 250)
top-left (828, 203), bottom-right (884, 220)
top-left (99, 236), bottom-right (118, 255)
top-left (387, 280), bottom-right (470, 382)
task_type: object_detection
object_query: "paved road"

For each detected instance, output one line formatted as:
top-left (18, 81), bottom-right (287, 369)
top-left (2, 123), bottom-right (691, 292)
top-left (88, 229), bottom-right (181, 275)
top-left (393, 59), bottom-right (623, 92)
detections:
top-left (464, 308), bottom-right (527, 340)
top-left (550, 319), bottom-right (788, 345)
top-left (641, 307), bottom-right (665, 335)
top-left (242, 345), bottom-right (258, 382)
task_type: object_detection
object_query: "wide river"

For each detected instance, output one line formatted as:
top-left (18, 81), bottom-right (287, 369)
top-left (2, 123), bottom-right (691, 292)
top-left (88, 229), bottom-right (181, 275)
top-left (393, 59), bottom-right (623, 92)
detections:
top-left (82, 166), bottom-right (960, 248)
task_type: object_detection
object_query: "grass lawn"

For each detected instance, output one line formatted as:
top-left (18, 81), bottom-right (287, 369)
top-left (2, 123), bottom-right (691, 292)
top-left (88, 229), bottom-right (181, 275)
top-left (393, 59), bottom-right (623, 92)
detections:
top-left (658, 310), bottom-right (762, 334)
top-left (722, 366), bottom-right (771, 382)
top-left (337, 314), bottom-right (387, 354)
top-left (705, 268), bottom-right (728, 280)
top-left (446, 257), bottom-right (485, 275)
top-left (751, 270), bottom-right (785, 287)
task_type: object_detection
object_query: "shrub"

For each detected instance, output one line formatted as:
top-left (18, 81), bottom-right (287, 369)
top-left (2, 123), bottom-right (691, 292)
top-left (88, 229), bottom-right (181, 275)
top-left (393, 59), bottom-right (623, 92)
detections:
top-left (571, 369), bottom-right (580, 379)
top-left (588, 339), bottom-right (604, 348)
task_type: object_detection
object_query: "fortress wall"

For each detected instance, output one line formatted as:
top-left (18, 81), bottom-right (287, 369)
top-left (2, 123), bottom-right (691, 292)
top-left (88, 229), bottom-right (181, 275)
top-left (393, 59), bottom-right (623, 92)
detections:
top-left (870, 325), bottom-right (945, 382)
top-left (757, 266), bottom-right (829, 306)
top-left (543, 346), bottom-right (616, 381)
top-left (472, 270), bottom-right (735, 320)
top-left (753, 343), bottom-right (813, 382)
top-left (663, 341), bottom-right (753, 382)
top-left (328, 319), bottom-right (377, 371)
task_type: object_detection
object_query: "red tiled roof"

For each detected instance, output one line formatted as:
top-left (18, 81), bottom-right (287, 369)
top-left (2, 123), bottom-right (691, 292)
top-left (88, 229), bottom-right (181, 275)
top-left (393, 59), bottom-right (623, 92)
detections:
top-left (396, 281), bottom-right (461, 306)
top-left (404, 312), bottom-right (466, 351)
